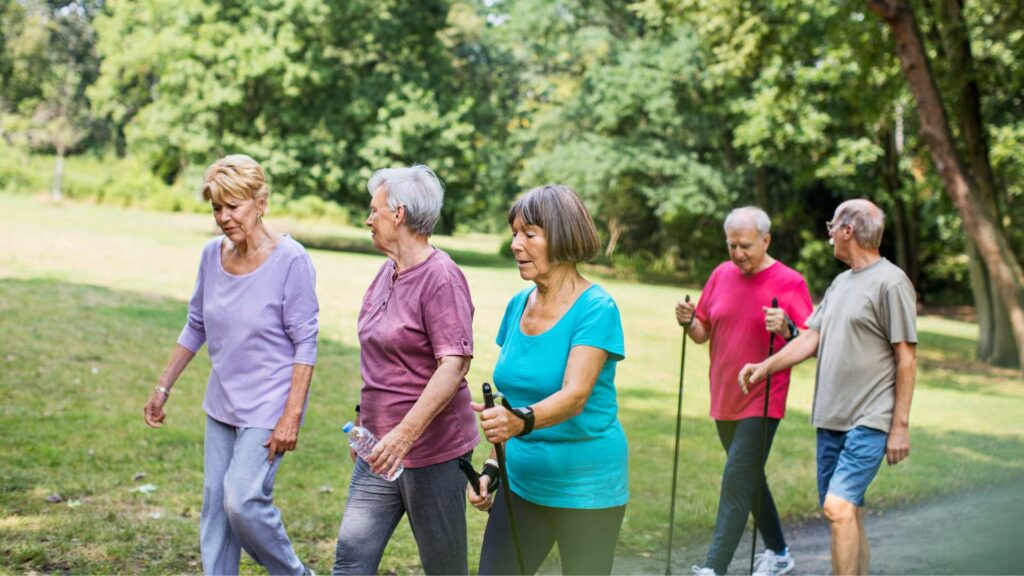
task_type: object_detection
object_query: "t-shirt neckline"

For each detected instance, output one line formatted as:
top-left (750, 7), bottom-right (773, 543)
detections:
top-left (217, 234), bottom-right (288, 278)
top-left (517, 283), bottom-right (598, 338)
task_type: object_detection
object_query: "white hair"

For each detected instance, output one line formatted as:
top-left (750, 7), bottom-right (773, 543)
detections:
top-left (367, 164), bottom-right (445, 236)
top-left (835, 200), bottom-right (885, 249)
top-left (723, 206), bottom-right (771, 236)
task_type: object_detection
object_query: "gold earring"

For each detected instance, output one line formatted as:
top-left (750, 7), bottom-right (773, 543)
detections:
top-left (257, 212), bottom-right (263, 222)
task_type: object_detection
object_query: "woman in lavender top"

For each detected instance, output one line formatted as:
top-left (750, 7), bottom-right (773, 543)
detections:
top-left (332, 165), bottom-right (479, 575)
top-left (143, 155), bottom-right (318, 576)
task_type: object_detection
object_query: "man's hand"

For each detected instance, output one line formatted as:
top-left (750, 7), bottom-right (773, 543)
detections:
top-left (737, 362), bottom-right (769, 394)
top-left (763, 306), bottom-right (789, 337)
top-left (675, 298), bottom-right (696, 327)
top-left (886, 424), bottom-right (910, 465)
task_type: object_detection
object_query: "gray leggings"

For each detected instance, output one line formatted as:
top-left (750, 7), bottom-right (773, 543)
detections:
top-left (332, 452), bottom-right (472, 575)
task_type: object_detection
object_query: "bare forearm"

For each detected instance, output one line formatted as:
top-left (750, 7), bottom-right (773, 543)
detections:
top-left (281, 363), bottom-right (315, 421)
top-left (686, 319), bottom-right (710, 344)
top-left (398, 356), bottom-right (470, 438)
top-left (765, 329), bottom-right (819, 375)
top-left (530, 345), bottom-right (606, 430)
top-left (158, 344), bottom-right (196, 390)
top-left (891, 345), bottom-right (916, 429)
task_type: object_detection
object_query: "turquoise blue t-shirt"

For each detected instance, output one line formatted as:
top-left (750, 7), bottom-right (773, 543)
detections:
top-left (493, 284), bottom-right (628, 509)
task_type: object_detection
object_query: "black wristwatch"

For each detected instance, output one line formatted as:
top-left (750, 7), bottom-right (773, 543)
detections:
top-left (510, 406), bottom-right (535, 437)
top-left (785, 317), bottom-right (800, 341)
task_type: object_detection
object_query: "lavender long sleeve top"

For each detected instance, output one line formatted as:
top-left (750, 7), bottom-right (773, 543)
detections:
top-left (178, 235), bottom-right (319, 429)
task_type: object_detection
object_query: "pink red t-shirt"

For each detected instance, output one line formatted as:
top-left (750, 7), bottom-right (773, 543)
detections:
top-left (357, 248), bottom-right (480, 468)
top-left (695, 260), bottom-right (813, 420)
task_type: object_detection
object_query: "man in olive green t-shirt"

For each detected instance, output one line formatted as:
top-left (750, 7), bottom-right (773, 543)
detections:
top-left (739, 199), bottom-right (917, 576)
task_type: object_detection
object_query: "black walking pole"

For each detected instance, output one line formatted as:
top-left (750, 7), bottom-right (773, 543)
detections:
top-left (749, 297), bottom-right (778, 574)
top-left (665, 295), bottom-right (691, 575)
top-left (484, 382), bottom-right (526, 575)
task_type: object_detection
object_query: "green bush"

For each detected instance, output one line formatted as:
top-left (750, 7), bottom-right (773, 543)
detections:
top-left (0, 144), bottom-right (48, 193)
top-left (279, 194), bottom-right (349, 223)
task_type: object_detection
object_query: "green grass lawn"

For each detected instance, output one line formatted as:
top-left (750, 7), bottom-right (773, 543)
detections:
top-left (1, 194), bottom-right (1022, 574)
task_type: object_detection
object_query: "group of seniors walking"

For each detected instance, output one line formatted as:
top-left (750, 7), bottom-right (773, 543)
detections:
top-left (143, 153), bottom-right (916, 576)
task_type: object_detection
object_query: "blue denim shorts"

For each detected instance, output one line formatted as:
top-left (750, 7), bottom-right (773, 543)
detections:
top-left (816, 426), bottom-right (887, 507)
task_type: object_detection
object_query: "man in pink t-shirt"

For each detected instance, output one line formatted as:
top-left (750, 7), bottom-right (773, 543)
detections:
top-left (676, 207), bottom-right (812, 576)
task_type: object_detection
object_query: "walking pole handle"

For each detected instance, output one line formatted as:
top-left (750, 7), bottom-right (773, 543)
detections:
top-left (483, 382), bottom-right (496, 409)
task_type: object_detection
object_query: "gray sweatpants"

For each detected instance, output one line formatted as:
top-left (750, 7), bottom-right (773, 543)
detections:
top-left (201, 415), bottom-right (307, 576)
top-left (332, 452), bottom-right (472, 575)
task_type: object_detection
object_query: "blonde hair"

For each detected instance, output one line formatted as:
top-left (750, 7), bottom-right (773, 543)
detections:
top-left (201, 154), bottom-right (269, 204)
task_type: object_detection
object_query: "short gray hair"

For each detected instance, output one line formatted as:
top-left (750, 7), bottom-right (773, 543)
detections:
top-left (835, 199), bottom-right (885, 249)
top-left (367, 164), bottom-right (444, 236)
top-left (723, 206), bottom-right (771, 236)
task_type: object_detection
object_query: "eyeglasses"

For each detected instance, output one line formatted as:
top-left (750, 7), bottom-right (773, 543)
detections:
top-left (826, 219), bottom-right (851, 236)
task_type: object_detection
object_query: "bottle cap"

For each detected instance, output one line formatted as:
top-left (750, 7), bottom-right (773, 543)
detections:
top-left (342, 421), bottom-right (354, 433)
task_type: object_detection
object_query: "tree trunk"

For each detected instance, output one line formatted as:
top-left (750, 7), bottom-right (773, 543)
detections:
top-left (867, 0), bottom-right (1024, 369)
top-left (51, 145), bottom-right (65, 203)
top-left (935, 0), bottom-right (1019, 366)
top-left (605, 216), bottom-right (622, 257)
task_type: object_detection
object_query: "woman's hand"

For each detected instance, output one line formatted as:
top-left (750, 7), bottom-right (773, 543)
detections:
top-left (471, 401), bottom-right (524, 445)
top-left (467, 473), bottom-right (494, 511)
top-left (264, 414), bottom-right (301, 463)
top-left (367, 425), bottom-right (415, 477)
top-left (143, 389), bottom-right (168, 428)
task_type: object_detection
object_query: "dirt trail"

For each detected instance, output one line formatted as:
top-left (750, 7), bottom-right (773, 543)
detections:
top-left (609, 479), bottom-right (1024, 575)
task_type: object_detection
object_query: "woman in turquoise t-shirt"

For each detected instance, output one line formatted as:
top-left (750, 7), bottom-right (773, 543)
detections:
top-left (468, 185), bottom-right (628, 575)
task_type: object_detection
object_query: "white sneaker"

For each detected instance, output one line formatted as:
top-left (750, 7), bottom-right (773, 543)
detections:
top-left (752, 547), bottom-right (795, 576)
top-left (691, 566), bottom-right (717, 576)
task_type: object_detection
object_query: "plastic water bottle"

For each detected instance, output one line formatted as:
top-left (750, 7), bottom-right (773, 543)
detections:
top-left (342, 421), bottom-right (404, 481)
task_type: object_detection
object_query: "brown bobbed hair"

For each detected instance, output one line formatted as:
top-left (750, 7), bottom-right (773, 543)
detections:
top-left (507, 184), bottom-right (601, 263)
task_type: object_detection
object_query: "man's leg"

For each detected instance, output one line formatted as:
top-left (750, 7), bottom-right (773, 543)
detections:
top-left (704, 418), bottom-right (781, 574)
top-left (332, 458), bottom-right (405, 575)
top-left (823, 494), bottom-right (860, 575)
top-left (819, 427), bottom-right (887, 576)
top-left (857, 507), bottom-right (870, 575)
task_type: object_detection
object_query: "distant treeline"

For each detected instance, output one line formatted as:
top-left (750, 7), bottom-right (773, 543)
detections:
top-left (2, 0), bottom-right (1022, 309)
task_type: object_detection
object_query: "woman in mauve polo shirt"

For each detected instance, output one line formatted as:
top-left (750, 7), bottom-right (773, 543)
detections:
top-left (331, 165), bottom-right (479, 576)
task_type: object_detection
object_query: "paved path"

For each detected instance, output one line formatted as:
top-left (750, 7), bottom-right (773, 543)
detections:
top-left (606, 479), bottom-right (1024, 575)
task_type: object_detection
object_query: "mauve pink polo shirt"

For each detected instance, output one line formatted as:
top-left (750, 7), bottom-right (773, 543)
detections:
top-left (357, 249), bottom-right (479, 467)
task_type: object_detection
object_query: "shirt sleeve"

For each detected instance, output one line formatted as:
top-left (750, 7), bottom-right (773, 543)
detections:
top-left (786, 275), bottom-right (814, 329)
top-left (806, 282), bottom-right (833, 333)
top-left (570, 290), bottom-right (625, 362)
top-left (177, 245), bottom-right (209, 352)
top-left (423, 276), bottom-right (475, 359)
top-left (882, 279), bottom-right (918, 345)
top-left (283, 251), bottom-right (319, 366)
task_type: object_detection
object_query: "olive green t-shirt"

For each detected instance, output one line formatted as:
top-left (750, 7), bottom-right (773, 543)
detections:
top-left (807, 258), bottom-right (917, 432)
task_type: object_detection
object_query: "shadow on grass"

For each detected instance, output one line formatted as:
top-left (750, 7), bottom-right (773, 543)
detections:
top-left (915, 329), bottom-right (1022, 396)
top-left (291, 232), bottom-right (514, 269)
top-left (0, 277), bottom-right (361, 574)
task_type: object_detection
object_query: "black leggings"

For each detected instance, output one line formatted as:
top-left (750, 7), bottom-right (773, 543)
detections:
top-left (479, 488), bottom-right (626, 575)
